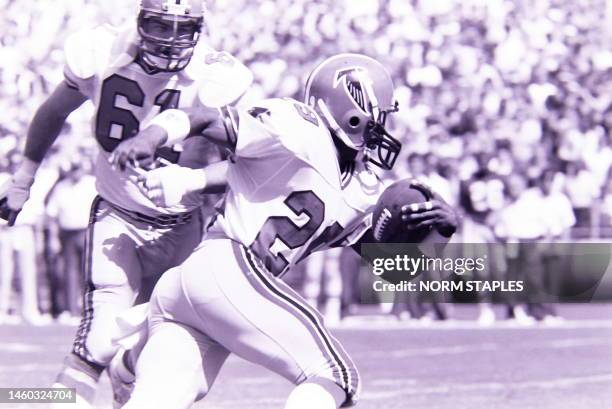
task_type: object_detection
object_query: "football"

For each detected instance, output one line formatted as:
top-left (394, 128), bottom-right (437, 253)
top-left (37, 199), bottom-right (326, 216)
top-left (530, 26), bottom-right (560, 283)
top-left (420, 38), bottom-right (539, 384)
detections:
top-left (372, 179), bottom-right (434, 243)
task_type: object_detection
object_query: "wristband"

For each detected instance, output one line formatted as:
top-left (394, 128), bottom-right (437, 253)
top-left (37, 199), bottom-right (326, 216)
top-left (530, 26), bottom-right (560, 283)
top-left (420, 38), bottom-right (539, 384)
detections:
top-left (185, 168), bottom-right (208, 192)
top-left (149, 109), bottom-right (191, 147)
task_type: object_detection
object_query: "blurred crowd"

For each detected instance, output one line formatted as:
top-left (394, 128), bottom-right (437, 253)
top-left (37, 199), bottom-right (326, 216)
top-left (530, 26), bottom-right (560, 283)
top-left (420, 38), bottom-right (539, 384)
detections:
top-left (0, 0), bottom-right (611, 324)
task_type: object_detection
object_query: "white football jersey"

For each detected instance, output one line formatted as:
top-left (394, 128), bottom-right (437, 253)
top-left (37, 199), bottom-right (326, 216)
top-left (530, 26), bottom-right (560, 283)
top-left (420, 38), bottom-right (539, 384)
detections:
top-left (63, 24), bottom-right (253, 216)
top-left (208, 98), bottom-right (384, 276)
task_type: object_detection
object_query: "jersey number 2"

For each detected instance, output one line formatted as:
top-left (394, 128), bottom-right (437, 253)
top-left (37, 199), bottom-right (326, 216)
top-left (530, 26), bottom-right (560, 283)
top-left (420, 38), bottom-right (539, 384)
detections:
top-left (96, 74), bottom-right (181, 152)
top-left (250, 191), bottom-right (343, 276)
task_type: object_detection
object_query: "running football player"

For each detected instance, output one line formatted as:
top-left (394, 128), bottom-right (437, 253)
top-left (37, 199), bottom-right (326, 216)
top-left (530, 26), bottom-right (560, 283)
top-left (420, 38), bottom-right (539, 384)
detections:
top-left (0, 1), bottom-right (251, 407)
top-left (113, 54), bottom-right (458, 409)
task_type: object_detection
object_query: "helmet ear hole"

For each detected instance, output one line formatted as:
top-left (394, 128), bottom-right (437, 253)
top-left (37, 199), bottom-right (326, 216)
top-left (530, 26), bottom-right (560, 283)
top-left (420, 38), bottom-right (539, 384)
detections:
top-left (349, 116), bottom-right (361, 128)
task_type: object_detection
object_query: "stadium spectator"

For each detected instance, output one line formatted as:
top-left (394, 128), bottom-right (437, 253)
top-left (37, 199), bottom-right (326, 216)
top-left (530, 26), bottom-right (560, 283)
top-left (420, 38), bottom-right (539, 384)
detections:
top-left (0, 0), bottom-right (610, 325)
top-left (459, 153), bottom-right (506, 325)
top-left (602, 168), bottom-right (612, 229)
top-left (0, 153), bottom-right (58, 325)
top-left (46, 161), bottom-right (96, 323)
top-left (495, 173), bottom-right (552, 324)
top-left (537, 168), bottom-right (576, 323)
top-left (304, 248), bottom-right (343, 326)
top-left (564, 161), bottom-right (600, 231)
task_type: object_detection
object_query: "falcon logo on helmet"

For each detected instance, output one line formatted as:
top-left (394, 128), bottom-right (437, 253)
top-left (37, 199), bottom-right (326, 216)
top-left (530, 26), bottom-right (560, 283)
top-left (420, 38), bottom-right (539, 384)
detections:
top-left (137, 0), bottom-right (205, 72)
top-left (334, 67), bottom-right (374, 116)
top-left (305, 54), bottom-right (401, 170)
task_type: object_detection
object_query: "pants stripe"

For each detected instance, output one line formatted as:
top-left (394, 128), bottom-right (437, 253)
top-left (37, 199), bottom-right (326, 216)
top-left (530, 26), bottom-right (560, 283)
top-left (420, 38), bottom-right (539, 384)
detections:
top-left (72, 196), bottom-right (103, 361)
top-left (234, 243), bottom-right (355, 399)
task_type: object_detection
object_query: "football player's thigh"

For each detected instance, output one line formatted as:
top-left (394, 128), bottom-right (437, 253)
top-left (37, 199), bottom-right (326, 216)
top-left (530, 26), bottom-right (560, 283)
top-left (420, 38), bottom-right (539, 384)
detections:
top-left (127, 262), bottom-right (230, 409)
top-left (179, 240), bottom-right (359, 404)
top-left (74, 204), bottom-right (144, 365)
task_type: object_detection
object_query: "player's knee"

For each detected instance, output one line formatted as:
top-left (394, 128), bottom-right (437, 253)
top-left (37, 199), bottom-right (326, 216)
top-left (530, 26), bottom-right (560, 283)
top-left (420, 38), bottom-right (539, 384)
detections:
top-left (305, 361), bottom-right (360, 408)
top-left (89, 341), bottom-right (118, 365)
top-left (74, 282), bottom-right (140, 363)
top-left (74, 315), bottom-right (124, 365)
top-left (79, 327), bottom-right (120, 365)
top-left (285, 380), bottom-right (344, 409)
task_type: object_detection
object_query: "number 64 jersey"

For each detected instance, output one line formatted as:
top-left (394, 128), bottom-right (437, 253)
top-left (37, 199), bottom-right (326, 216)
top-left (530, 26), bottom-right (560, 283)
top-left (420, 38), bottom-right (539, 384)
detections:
top-left (207, 98), bottom-right (385, 277)
top-left (63, 24), bottom-right (252, 216)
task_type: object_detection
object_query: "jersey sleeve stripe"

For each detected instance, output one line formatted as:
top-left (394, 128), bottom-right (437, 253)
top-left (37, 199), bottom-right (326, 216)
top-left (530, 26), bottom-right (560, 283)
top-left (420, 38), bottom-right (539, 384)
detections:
top-left (219, 106), bottom-right (239, 148)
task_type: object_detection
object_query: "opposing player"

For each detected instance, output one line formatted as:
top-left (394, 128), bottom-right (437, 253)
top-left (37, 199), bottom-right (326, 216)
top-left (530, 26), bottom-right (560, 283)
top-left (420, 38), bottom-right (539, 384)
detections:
top-left (0, 1), bottom-right (251, 407)
top-left (113, 54), bottom-right (458, 409)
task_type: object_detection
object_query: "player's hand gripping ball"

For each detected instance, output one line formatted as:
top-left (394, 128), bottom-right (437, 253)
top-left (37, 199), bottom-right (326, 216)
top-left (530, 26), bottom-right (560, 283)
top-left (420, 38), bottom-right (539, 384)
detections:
top-left (372, 179), bottom-right (458, 243)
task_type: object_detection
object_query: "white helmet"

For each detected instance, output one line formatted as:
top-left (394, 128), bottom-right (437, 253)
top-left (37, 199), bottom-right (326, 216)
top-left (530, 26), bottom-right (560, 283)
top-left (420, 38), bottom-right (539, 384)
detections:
top-left (137, 0), bottom-right (205, 72)
top-left (305, 53), bottom-right (401, 169)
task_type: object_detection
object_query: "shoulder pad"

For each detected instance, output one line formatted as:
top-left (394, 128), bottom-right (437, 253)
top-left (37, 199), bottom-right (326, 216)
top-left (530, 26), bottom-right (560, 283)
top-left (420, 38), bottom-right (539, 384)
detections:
top-left (186, 46), bottom-right (253, 108)
top-left (64, 25), bottom-right (119, 80)
top-left (244, 98), bottom-right (341, 187)
top-left (245, 98), bottom-right (320, 137)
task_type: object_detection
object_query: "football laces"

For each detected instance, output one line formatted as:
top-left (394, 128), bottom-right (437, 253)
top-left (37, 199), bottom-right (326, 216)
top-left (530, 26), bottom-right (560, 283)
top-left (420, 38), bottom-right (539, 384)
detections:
top-left (373, 207), bottom-right (392, 241)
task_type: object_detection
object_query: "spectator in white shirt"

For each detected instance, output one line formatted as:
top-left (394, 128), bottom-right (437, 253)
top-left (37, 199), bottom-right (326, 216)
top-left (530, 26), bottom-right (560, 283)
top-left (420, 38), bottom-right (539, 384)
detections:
top-left (0, 153), bottom-right (58, 325)
top-left (46, 163), bottom-right (97, 321)
top-left (564, 161), bottom-right (599, 231)
top-left (494, 174), bottom-right (548, 324)
top-left (540, 169), bottom-right (576, 239)
top-left (537, 169), bottom-right (576, 323)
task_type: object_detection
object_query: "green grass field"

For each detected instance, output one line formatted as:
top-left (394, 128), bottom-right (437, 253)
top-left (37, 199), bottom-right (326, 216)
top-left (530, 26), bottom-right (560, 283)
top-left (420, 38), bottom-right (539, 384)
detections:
top-left (1, 305), bottom-right (611, 409)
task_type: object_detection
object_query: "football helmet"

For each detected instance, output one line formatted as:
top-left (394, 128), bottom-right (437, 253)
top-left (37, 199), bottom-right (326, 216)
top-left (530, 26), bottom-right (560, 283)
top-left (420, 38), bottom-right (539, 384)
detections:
top-left (304, 54), bottom-right (401, 170)
top-left (137, 0), bottom-right (204, 72)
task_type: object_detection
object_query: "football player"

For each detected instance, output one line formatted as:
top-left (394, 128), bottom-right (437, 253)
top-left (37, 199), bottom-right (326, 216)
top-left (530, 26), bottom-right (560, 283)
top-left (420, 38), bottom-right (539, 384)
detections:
top-left (0, 0), bottom-right (251, 407)
top-left (112, 54), bottom-right (458, 409)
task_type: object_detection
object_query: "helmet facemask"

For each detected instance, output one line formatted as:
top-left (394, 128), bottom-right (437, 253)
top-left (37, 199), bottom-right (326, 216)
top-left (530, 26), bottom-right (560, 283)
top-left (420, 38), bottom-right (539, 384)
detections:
top-left (362, 101), bottom-right (401, 170)
top-left (137, 10), bottom-right (203, 72)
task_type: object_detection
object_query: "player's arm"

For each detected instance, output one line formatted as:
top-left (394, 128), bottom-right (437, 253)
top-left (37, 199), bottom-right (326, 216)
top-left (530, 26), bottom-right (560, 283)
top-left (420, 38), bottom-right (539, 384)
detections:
top-left (133, 159), bottom-right (229, 208)
top-left (110, 106), bottom-right (234, 170)
top-left (0, 81), bottom-right (87, 225)
top-left (26, 81), bottom-right (88, 162)
top-left (187, 106), bottom-right (237, 149)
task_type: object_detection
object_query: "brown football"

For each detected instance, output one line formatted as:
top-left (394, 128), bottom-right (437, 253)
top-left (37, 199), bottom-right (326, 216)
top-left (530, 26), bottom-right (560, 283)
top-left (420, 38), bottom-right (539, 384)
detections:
top-left (372, 179), bottom-right (433, 243)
